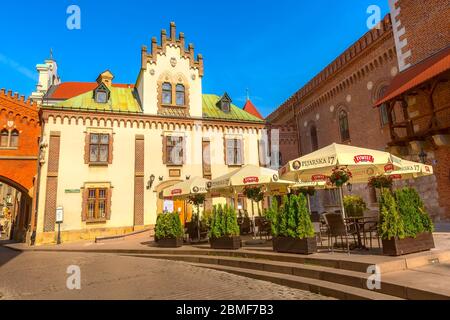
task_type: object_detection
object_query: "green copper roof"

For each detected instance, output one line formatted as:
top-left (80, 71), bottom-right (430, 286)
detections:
top-left (202, 94), bottom-right (264, 122)
top-left (55, 87), bottom-right (141, 113)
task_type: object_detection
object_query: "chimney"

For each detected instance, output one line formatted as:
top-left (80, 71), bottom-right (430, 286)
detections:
top-left (96, 70), bottom-right (114, 87)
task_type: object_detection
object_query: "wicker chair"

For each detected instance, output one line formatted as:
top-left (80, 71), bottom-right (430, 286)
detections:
top-left (324, 213), bottom-right (358, 254)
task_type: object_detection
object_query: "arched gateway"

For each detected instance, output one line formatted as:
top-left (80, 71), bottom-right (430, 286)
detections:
top-left (0, 89), bottom-right (40, 243)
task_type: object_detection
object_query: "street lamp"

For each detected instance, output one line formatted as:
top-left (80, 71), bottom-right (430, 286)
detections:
top-left (419, 149), bottom-right (427, 164)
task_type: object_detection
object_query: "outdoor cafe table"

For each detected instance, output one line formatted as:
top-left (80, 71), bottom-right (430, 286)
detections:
top-left (344, 217), bottom-right (370, 250)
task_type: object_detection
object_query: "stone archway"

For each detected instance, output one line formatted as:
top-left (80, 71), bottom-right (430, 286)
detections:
top-left (0, 175), bottom-right (33, 242)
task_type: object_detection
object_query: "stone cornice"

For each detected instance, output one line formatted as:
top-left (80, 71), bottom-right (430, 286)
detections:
top-left (40, 108), bottom-right (266, 132)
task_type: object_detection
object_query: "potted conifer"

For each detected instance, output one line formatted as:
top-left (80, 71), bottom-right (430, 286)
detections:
top-left (268, 194), bottom-right (317, 254)
top-left (154, 212), bottom-right (184, 248)
top-left (379, 188), bottom-right (435, 256)
top-left (208, 204), bottom-right (241, 250)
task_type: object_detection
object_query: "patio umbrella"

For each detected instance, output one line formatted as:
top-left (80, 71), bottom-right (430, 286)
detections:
top-left (279, 143), bottom-right (402, 183)
top-left (163, 177), bottom-right (209, 241)
top-left (387, 158), bottom-right (433, 180)
top-left (208, 164), bottom-right (293, 238)
top-left (279, 143), bottom-right (402, 217)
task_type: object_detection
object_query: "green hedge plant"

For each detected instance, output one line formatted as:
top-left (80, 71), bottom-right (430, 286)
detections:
top-left (344, 195), bottom-right (367, 217)
top-left (155, 212), bottom-right (184, 240)
top-left (267, 194), bottom-right (314, 239)
top-left (394, 187), bottom-right (434, 237)
top-left (379, 189), bottom-right (405, 240)
top-left (208, 204), bottom-right (240, 239)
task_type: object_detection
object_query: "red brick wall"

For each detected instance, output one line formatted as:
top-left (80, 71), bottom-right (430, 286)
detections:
top-left (0, 89), bottom-right (40, 191)
top-left (395, 0), bottom-right (450, 67)
top-left (434, 146), bottom-right (450, 221)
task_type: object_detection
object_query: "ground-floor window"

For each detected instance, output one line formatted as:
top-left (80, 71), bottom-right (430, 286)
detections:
top-left (87, 188), bottom-right (107, 221)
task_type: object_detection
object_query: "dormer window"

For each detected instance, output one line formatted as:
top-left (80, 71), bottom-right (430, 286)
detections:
top-left (93, 83), bottom-right (110, 104)
top-left (95, 91), bottom-right (108, 103)
top-left (217, 93), bottom-right (232, 113)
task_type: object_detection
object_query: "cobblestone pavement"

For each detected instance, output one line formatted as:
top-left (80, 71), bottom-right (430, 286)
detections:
top-left (0, 247), bottom-right (332, 300)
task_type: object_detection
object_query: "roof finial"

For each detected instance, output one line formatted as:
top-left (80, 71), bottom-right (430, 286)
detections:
top-left (246, 88), bottom-right (250, 101)
top-left (49, 48), bottom-right (53, 60)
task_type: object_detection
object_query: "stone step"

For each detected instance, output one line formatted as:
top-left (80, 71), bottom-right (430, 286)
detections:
top-left (190, 262), bottom-right (402, 300)
top-left (132, 253), bottom-right (450, 300)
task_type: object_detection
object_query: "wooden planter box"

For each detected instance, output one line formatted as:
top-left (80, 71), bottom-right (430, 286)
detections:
top-left (210, 236), bottom-right (242, 250)
top-left (155, 237), bottom-right (183, 248)
top-left (272, 236), bottom-right (317, 255)
top-left (382, 232), bottom-right (435, 256)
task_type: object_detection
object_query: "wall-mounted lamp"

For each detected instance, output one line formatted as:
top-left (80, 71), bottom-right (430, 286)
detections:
top-left (186, 175), bottom-right (191, 180)
top-left (419, 149), bottom-right (428, 164)
top-left (147, 174), bottom-right (155, 190)
top-left (346, 183), bottom-right (353, 193)
top-left (159, 176), bottom-right (164, 181)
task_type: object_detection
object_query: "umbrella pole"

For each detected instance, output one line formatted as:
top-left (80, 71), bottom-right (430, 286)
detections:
top-left (197, 203), bottom-right (201, 242)
top-left (251, 200), bottom-right (256, 239)
top-left (339, 186), bottom-right (346, 218)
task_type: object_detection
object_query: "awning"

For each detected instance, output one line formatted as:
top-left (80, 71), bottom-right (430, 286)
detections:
top-left (374, 46), bottom-right (450, 107)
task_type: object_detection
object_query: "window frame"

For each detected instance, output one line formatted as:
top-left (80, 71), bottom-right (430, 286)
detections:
top-left (0, 130), bottom-right (9, 148)
top-left (338, 110), bottom-right (350, 142)
top-left (165, 135), bottom-right (184, 166)
top-left (226, 138), bottom-right (243, 166)
top-left (162, 82), bottom-right (173, 105)
top-left (10, 130), bottom-right (19, 147)
top-left (89, 133), bottom-right (110, 164)
top-left (175, 84), bottom-right (185, 106)
top-left (95, 90), bottom-right (108, 104)
top-left (86, 187), bottom-right (108, 223)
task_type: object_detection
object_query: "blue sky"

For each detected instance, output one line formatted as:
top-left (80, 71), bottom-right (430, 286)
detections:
top-left (0, 0), bottom-right (389, 117)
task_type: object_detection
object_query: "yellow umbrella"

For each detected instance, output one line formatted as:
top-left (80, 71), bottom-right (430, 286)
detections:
top-left (280, 143), bottom-right (402, 183)
top-left (163, 177), bottom-right (209, 199)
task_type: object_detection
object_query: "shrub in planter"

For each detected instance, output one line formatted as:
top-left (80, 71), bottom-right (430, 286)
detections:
top-left (344, 195), bottom-right (367, 218)
top-left (267, 194), bottom-right (317, 254)
top-left (155, 212), bottom-right (184, 247)
top-left (379, 188), bottom-right (434, 256)
top-left (208, 204), bottom-right (241, 249)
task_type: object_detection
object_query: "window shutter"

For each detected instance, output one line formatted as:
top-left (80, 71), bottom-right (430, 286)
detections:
top-left (182, 136), bottom-right (186, 164)
top-left (162, 136), bottom-right (167, 164)
top-left (224, 138), bottom-right (228, 165)
top-left (84, 133), bottom-right (90, 164)
top-left (237, 139), bottom-right (244, 165)
top-left (106, 188), bottom-right (112, 220)
top-left (81, 188), bottom-right (88, 222)
top-left (108, 134), bottom-right (114, 164)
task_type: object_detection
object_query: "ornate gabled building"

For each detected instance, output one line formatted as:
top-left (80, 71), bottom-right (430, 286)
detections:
top-left (34, 22), bottom-right (265, 245)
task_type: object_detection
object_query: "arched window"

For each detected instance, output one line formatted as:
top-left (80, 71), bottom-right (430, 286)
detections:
top-left (0, 130), bottom-right (8, 147)
top-left (176, 84), bottom-right (185, 106)
top-left (162, 82), bottom-right (172, 105)
top-left (378, 86), bottom-right (389, 126)
top-left (10, 130), bottom-right (19, 147)
top-left (339, 110), bottom-right (350, 142)
top-left (310, 125), bottom-right (318, 151)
